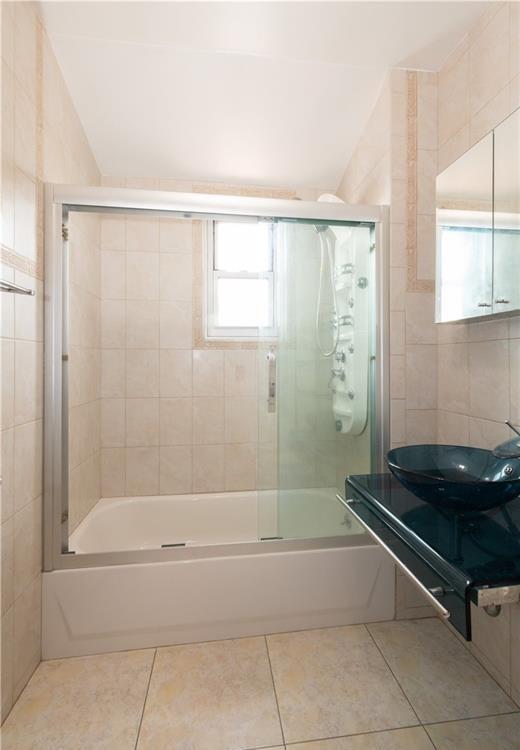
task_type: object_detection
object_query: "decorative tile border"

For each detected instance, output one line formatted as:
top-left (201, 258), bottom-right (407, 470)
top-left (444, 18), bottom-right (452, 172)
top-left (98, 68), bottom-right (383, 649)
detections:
top-left (406, 71), bottom-right (435, 294)
top-left (1, 244), bottom-right (43, 280)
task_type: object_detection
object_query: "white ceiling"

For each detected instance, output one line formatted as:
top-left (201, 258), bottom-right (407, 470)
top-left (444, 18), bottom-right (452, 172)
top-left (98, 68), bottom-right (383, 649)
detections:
top-left (40, 1), bottom-right (489, 190)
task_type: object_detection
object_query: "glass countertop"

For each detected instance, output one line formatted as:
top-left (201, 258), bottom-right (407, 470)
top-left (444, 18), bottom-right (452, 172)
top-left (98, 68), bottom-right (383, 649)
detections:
top-left (347, 473), bottom-right (520, 589)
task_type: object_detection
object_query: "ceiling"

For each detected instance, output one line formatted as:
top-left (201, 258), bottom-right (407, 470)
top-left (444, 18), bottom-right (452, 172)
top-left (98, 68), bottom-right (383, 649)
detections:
top-left (39, 1), bottom-right (489, 190)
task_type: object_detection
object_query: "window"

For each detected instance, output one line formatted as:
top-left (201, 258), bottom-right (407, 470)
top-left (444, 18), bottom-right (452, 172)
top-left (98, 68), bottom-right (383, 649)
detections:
top-left (206, 219), bottom-right (277, 339)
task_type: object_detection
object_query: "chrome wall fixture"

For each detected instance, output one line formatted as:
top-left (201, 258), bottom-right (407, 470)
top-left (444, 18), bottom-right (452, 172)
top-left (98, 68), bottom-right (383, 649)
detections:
top-left (0, 279), bottom-right (35, 295)
top-left (266, 346), bottom-right (276, 414)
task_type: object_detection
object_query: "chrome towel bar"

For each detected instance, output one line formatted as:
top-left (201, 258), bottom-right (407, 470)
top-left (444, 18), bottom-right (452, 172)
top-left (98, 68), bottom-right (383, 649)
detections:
top-left (0, 279), bottom-right (35, 295)
top-left (339, 494), bottom-right (451, 620)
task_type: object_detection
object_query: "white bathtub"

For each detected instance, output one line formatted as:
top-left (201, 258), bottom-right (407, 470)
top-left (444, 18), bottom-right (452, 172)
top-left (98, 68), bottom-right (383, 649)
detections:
top-left (44, 488), bottom-right (396, 659)
top-left (69, 491), bottom-right (265, 553)
top-left (68, 487), bottom-right (352, 554)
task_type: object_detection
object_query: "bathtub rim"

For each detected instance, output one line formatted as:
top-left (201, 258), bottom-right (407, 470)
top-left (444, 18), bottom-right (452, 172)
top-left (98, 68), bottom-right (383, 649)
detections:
top-left (49, 532), bottom-right (374, 571)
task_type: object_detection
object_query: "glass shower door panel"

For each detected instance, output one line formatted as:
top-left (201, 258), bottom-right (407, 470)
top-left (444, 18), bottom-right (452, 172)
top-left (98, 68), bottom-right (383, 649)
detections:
top-left (274, 220), bottom-right (375, 541)
top-left (66, 210), bottom-right (103, 543)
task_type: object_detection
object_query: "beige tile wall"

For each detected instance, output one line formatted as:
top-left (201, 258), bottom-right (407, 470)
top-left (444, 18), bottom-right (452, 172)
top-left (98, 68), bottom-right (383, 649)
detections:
top-left (337, 69), bottom-right (439, 457)
top-left (337, 68), bottom-right (439, 620)
top-left (96, 173), bottom-right (337, 501)
top-left (1, 1), bottom-right (100, 722)
top-left (98, 187), bottom-right (285, 498)
top-left (436, 1), bottom-right (520, 703)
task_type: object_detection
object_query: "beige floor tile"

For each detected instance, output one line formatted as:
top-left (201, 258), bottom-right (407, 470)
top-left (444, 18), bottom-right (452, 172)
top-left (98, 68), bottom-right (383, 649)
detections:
top-left (368, 619), bottom-right (515, 723)
top-left (1, 649), bottom-right (154, 750)
top-left (266, 626), bottom-right (418, 744)
top-left (288, 727), bottom-right (434, 749)
top-left (425, 712), bottom-right (520, 749)
top-left (137, 636), bottom-right (283, 750)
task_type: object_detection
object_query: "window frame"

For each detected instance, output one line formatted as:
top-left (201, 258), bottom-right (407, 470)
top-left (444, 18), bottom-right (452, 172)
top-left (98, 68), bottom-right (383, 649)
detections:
top-left (205, 219), bottom-right (278, 340)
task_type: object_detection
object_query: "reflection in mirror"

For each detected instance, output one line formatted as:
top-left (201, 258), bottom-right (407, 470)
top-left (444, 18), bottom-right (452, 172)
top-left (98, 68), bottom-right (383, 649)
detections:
top-left (436, 133), bottom-right (493, 322)
top-left (493, 108), bottom-right (520, 314)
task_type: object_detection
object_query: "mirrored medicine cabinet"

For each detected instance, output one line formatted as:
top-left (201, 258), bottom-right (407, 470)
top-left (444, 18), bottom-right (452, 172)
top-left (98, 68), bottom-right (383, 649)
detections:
top-left (436, 107), bottom-right (520, 323)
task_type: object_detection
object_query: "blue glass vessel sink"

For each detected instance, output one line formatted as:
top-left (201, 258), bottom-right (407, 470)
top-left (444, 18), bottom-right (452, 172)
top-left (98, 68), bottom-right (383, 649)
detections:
top-left (387, 445), bottom-right (520, 512)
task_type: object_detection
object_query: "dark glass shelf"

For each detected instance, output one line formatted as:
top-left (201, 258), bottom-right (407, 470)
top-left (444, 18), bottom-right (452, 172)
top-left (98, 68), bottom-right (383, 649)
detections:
top-left (346, 472), bottom-right (520, 640)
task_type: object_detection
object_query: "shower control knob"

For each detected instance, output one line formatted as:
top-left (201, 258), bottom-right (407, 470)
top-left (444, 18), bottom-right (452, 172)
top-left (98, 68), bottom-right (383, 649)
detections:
top-left (357, 277), bottom-right (368, 289)
top-left (335, 351), bottom-right (346, 363)
top-left (347, 390), bottom-right (355, 400)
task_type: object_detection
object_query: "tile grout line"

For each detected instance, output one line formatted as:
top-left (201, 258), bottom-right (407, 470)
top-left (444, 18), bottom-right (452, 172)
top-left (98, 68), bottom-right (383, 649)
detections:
top-left (282, 723), bottom-right (434, 747)
top-left (367, 622), bottom-right (520, 729)
top-left (363, 624), bottom-right (423, 726)
top-left (264, 635), bottom-right (286, 748)
top-left (440, 619), bottom-right (517, 711)
top-left (421, 729), bottom-right (440, 750)
top-left (133, 648), bottom-right (157, 750)
top-left (422, 707), bottom-right (520, 728)
top-left (422, 712), bottom-right (520, 750)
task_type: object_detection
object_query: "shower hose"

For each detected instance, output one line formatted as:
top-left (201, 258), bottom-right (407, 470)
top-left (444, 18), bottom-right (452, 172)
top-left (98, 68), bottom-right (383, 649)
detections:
top-left (315, 228), bottom-right (339, 357)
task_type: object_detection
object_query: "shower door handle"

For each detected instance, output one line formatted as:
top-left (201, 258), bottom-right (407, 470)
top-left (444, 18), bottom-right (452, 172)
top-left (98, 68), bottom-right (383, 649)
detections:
top-left (267, 346), bottom-right (276, 413)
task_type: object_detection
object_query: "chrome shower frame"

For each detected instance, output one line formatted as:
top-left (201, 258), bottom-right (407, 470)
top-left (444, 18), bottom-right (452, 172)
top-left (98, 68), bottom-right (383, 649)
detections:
top-left (43, 183), bottom-right (390, 571)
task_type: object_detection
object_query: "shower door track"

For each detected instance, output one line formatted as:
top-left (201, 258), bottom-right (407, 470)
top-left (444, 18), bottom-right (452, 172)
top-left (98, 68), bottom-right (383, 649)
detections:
top-left (43, 183), bottom-right (390, 572)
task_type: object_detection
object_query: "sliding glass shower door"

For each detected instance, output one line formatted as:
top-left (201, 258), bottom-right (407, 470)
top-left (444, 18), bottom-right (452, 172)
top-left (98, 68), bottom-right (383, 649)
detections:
top-left (46, 183), bottom-right (385, 569)
top-left (263, 219), bottom-right (376, 540)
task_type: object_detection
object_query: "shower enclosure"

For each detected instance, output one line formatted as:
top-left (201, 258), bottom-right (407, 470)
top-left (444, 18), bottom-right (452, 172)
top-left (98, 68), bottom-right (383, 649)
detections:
top-left (42, 184), bottom-right (392, 657)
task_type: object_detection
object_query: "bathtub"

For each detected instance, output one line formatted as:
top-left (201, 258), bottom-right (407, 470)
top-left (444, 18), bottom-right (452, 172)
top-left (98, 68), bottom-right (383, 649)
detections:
top-left (68, 487), bottom-right (354, 554)
top-left (69, 491), bottom-right (265, 553)
top-left (43, 488), bottom-right (396, 659)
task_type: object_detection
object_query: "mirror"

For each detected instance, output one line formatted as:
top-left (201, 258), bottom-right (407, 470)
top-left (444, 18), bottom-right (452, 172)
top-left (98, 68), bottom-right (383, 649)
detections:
top-left (493, 109), bottom-right (520, 314)
top-left (436, 108), bottom-right (520, 323)
top-left (436, 133), bottom-right (493, 322)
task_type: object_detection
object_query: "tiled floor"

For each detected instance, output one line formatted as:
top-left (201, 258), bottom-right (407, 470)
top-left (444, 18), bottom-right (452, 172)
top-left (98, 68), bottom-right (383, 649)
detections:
top-left (2, 618), bottom-right (520, 749)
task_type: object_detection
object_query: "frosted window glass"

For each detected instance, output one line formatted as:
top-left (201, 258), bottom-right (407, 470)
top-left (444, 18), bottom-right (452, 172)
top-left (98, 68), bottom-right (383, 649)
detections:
top-left (217, 278), bottom-right (270, 327)
top-left (215, 222), bottom-right (272, 272)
